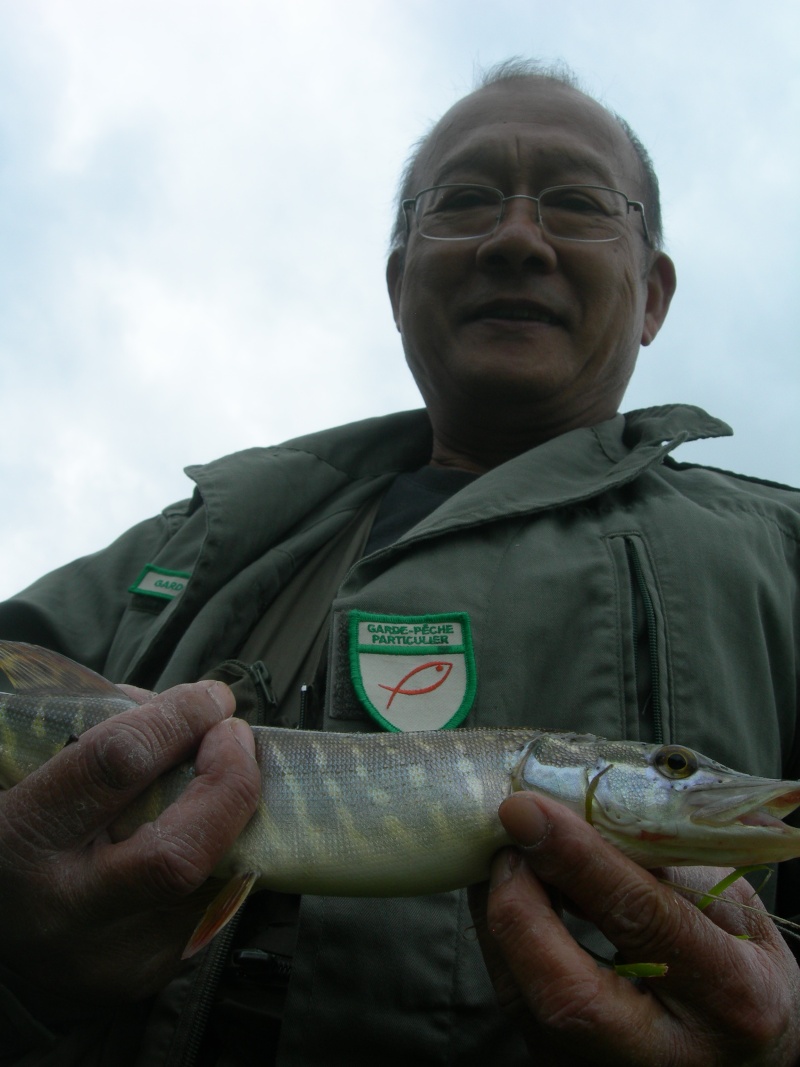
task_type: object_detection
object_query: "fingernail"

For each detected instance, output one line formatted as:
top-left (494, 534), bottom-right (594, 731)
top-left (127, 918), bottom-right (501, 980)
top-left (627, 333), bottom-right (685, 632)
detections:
top-left (203, 680), bottom-right (235, 716)
top-left (502, 793), bottom-right (551, 847)
top-left (227, 717), bottom-right (256, 758)
top-left (489, 847), bottom-right (520, 890)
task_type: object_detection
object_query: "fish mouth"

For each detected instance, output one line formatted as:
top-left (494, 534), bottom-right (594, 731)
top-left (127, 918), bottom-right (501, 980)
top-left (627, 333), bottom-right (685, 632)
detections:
top-left (688, 782), bottom-right (800, 831)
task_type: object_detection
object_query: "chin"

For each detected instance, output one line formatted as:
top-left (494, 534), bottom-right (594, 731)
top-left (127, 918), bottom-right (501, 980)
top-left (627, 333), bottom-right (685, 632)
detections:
top-left (461, 365), bottom-right (571, 406)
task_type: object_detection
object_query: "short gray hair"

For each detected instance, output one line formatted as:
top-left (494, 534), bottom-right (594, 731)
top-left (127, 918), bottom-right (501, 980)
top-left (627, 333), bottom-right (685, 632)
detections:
top-left (389, 58), bottom-right (664, 258)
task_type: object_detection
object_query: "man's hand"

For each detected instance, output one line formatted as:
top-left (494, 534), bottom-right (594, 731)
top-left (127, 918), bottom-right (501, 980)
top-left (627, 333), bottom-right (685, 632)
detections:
top-left (0, 681), bottom-right (261, 1007)
top-left (470, 792), bottom-right (800, 1066)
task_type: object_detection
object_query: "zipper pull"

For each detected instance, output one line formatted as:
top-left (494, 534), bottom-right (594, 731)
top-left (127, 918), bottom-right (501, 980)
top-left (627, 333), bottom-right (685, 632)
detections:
top-left (246, 661), bottom-right (278, 724)
top-left (298, 683), bottom-right (313, 731)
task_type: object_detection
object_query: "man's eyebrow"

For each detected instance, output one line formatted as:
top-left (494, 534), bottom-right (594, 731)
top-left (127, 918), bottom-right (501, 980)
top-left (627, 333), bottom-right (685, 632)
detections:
top-left (431, 145), bottom-right (618, 188)
top-left (431, 148), bottom-right (496, 185)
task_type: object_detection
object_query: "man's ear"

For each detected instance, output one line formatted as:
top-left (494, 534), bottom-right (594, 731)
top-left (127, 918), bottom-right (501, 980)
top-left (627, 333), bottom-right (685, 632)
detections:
top-left (641, 251), bottom-right (677, 346)
top-left (386, 250), bottom-right (404, 331)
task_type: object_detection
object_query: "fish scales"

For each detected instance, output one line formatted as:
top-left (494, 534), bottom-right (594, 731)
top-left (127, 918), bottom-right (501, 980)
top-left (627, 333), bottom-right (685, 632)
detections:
top-left (0, 692), bottom-right (128, 788)
top-left (233, 727), bottom-right (531, 895)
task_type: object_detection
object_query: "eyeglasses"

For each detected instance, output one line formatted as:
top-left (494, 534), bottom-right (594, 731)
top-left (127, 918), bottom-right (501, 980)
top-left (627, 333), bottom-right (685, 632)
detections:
top-left (402, 184), bottom-right (650, 245)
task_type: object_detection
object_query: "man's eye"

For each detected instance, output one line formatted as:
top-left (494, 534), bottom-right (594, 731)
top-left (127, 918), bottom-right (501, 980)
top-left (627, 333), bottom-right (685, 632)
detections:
top-left (548, 192), bottom-right (604, 213)
top-left (435, 189), bottom-right (496, 211)
top-left (544, 188), bottom-right (619, 216)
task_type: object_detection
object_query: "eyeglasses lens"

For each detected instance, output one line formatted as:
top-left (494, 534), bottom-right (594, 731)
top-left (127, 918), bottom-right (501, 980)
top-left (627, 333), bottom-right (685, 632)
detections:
top-left (414, 185), bottom-right (627, 242)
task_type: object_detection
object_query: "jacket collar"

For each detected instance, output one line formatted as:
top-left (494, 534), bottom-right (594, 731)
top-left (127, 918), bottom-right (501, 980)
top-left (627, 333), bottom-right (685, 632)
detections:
top-left (184, 403), bottom-right (731, 559)
top-left (384, 404), bottom-right (733, 544)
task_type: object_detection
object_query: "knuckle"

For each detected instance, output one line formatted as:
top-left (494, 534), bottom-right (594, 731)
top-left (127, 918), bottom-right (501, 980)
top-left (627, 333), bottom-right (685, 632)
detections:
top-left (81, 697), bottom-right (207, 795)
top-left (744, 1006), bottom-right (793, 1049)
top-left (214, 762), bottom-right (261, 820)
top-left (83, 686), bottom-right (225, 797)
top-left (136, 833), bottom-right (210, 901)
top-left (711, 1002), bottom-right (794, 1063)
top-left (144, 690), bottom-right (202, 744)
top-left (601, 873), bottom-right (684, 954)
top-left (0, 800), bottom-right (46, 862)
top-left (486, 878), bottom-right (529, 940)
top-left (0, 773), bottom-right (89, 854)
top-left (534, 971), bottom-right (605, 1032)
top-left (196, 733), bottom-right (261, 818)
top-left (87, 723), bottom-right (156, 793)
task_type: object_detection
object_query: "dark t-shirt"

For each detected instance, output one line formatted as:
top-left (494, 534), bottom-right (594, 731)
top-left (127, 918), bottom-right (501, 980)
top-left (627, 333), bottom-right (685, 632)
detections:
top-left (365, 466), bottom-right (477, 555)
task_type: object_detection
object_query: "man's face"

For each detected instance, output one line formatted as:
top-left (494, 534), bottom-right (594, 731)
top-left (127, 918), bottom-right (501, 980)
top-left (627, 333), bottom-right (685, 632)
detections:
top-left (387, 79), bottom-right (675, 451)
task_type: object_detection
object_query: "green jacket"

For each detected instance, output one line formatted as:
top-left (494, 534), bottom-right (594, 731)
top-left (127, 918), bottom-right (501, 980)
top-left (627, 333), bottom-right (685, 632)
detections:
top-left (2, 404), bottom-right (799, 1065)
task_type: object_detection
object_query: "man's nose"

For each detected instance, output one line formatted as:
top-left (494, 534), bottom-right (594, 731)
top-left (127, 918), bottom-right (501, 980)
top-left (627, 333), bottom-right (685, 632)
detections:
top-left (475, 195), bottom-right (557, 271)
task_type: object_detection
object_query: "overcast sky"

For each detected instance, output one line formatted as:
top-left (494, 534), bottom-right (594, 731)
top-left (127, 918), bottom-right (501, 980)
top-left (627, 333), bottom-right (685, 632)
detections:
top-left (0, 0), bottom-right (797, 601)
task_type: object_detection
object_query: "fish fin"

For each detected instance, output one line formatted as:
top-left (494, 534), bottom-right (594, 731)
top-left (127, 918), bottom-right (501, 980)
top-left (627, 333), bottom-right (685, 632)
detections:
top-left (181, 872), bottom-right (258, 959)
top-left (0, 641), bottom-right (128, 698)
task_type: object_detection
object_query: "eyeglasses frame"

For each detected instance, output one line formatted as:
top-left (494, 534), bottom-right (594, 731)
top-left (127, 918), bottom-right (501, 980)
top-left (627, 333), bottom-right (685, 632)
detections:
top-left (401, 183), bottom-right (651, 247)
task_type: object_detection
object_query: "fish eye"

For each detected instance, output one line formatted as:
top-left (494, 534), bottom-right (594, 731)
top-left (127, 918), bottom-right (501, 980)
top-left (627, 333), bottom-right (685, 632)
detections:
top-left (653, 745), bottom-right (698, 780)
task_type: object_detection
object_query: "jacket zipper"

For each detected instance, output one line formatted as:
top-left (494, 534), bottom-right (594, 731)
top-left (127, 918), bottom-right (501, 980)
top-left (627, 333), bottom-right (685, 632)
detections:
top-left (176, 915), bottom-right (242, 1067)
top-left (245, 660), bottom-right (278, 725)
top-left (624, 537), bottom-right (664, 745)
top-left (298, 683), bottom-right (312, 731)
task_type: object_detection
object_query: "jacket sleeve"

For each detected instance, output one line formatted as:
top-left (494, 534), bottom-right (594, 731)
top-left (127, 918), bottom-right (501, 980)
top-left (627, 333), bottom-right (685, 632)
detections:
top-left (0, 961), bottom-right (150, 1067)
top-left (0, 501), bottom-right (192, 674)
top-left (0, 505), bottom-right (195, 1064)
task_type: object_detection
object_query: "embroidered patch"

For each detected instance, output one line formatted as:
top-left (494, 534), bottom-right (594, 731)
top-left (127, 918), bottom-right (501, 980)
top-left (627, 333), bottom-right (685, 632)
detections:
top-left (128, 564), bottom-right (191, 600)
top-left (348, 611), bottom-right (476, 732)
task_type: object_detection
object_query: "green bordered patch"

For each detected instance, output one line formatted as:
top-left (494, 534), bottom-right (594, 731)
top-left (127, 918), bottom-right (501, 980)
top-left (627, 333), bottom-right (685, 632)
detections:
top-left (348, 611), bottom-right (476, 732)
top-left (128, 564), bottom-right (191, 601)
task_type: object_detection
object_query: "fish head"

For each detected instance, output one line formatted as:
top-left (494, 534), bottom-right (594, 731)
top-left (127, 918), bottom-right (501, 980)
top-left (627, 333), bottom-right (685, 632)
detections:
top-left (593, 744), bottom-right (800, 866)
top-left (514, 733), bottom-right (800, 868)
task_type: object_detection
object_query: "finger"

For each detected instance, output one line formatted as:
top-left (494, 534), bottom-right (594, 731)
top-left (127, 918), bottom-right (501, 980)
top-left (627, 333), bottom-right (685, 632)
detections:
top-left (499, 793), bottom-right (799, 1048)
top-left (0, 681), bottom-right (236, 850)
top-left (499, 793), bottom-right (777, 970)
top-left (91, 716), bottom-right (261, 908)
top-left (658, 865), bottom-right (776, 941)
top-left (468, 877), bottom-right (551, 1025)
top-left (484, 839), bottom-right (791, 1065)
top-left (483, 845), bottom-right (671, 1064)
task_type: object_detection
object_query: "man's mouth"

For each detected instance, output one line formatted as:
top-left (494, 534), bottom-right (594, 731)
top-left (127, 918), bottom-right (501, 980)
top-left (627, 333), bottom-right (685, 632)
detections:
top-left (468, 300), bottom-right (564, 327)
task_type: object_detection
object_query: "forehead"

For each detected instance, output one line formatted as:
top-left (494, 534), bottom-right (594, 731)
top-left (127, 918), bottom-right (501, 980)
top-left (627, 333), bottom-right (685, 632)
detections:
top-left (416, 79), bottom-right (642, 194)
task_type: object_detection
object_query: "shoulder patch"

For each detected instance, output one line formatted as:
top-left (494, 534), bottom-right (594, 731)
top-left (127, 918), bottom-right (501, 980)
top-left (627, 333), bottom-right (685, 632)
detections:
top-left (128, 564), bottom-right (191, 601)
top-left (348, 611), bottom-right (476, 732)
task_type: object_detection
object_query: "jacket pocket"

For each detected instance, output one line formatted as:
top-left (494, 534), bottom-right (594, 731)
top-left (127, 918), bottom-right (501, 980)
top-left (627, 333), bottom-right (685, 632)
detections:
top-left (606, 533), bottom-right (671, 744)
top-left (200, 659), bottom-right (281, 726)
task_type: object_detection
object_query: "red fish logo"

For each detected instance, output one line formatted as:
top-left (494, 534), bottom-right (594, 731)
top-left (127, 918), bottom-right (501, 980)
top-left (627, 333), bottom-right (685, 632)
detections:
top-left (378, 660), bottom-right (453, 708)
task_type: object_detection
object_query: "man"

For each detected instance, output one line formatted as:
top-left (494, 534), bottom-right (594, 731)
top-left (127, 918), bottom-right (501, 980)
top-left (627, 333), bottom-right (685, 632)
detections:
top-left (1, 60), bottom-right (799, 1065)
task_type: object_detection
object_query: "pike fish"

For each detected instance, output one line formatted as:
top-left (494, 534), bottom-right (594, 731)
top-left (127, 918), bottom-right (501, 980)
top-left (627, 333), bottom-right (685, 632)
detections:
top-left (2, 640), bottom-right (800, 956)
